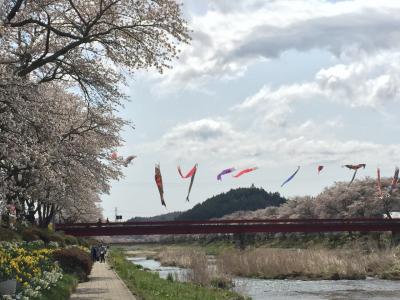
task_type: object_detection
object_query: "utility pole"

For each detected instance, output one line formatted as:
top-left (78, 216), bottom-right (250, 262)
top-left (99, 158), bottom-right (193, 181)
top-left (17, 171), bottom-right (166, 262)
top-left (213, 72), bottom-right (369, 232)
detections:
top-left (115, 207), bottom-right (122, 222)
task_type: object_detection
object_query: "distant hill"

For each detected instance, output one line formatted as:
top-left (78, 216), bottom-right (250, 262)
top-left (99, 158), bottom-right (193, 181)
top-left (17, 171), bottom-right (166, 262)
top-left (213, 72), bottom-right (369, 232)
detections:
top-left (128, 211), bottom-right (182, 222)
top-left (176, 187), bottom-right (286, 221)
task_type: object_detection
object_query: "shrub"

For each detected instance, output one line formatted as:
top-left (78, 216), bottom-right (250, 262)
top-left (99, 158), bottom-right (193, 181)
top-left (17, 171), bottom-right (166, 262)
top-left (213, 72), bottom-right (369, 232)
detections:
top-left (21, 227), bottom-right (54, 243)
top-left (64, 235), bottom-right (78, 245)
top-left (21, 228), bottom-right (41, 241)
top-left (210, 277), bottom-right (233, 289)
top-left (34, 228), bottom-right (52, 243)
top-left (77, 237), bottom-right (90, 248)
top-left (48, 232), bottom-right (66, 247)
top-left (0, 227), bottom-right (22, 241)
top-left (53, 247), bottom-right (93, 281)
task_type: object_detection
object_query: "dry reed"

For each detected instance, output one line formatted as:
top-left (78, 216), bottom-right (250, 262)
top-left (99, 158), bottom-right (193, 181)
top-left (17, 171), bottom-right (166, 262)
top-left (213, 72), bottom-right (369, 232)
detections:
top-left (217, 247), bottom-right (397, 280)
top-left (157, 247), bottom-right (233, 286)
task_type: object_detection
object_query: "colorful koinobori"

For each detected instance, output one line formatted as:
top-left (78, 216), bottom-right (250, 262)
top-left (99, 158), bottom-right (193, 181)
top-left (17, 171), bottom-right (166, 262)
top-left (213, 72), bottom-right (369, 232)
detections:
top-left (343, 164), bottom-right (366, 186)
top-left (317, 165), bottom-right (324, 174)
top-left (376, 167), bottom-right (399, 199)
top-left (377, 168), bottom-right (383, 198)
top-left (110, 154), bottom-right (395, 206)
top-left (217, 167), bottom-right (236, 181)
top-left (281, 166), bottom-right (301, 187)
top-left (155, 164), bottom-right (166, 207)
top-left (109, 152), bottom-right (137, 167)
top-left (177, 164), bottom-right (198, 202)
top-left (389, 167), bottom-right (399, 195)
top-left (233, 167), bottom-right (258, 178)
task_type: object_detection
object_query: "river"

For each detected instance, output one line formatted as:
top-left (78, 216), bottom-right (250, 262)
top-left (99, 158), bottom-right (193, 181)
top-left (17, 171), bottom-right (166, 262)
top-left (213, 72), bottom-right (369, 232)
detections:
top-left (127, 256), bottom-right (400, 300)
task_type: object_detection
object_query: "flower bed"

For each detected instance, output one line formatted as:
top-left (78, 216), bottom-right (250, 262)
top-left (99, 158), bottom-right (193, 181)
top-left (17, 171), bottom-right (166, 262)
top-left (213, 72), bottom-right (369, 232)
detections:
top-left (0, 241), bottom-right (64, 299)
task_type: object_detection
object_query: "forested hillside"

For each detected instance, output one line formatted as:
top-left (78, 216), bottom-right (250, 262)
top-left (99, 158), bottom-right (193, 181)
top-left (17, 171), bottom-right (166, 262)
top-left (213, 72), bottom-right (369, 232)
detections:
top-left (176, 187), bottom-right (286, 220)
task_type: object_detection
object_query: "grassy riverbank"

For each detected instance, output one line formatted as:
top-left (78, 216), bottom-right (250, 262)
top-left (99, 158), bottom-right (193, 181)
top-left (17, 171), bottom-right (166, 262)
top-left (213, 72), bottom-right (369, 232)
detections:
top-left (108, 248), bottom-right (248, 300)
top-left (129, 241), bottom-right (400, 281)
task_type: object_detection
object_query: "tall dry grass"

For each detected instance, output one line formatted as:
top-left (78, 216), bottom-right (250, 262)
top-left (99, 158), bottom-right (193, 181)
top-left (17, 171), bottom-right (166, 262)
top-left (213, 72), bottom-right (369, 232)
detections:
top-left (156, 247), bottom-right (196, 268)
top-left (157, 247), bottom-right (233, 287)
top-left (217, 247), bottom-right (397, 279)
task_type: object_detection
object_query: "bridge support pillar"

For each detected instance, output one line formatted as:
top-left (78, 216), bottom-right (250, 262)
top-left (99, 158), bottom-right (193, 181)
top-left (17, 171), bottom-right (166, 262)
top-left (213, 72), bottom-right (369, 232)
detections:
top-left (391, 231), bottom-right (400, 245)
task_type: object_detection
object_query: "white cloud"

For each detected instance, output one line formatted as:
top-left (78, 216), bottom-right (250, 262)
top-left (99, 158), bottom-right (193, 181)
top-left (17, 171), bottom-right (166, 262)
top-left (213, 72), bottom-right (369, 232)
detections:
top-left (136, 1), bottom-right (400, 179)
top-left (158, 116), bottom-right (400, 168)
top-left (316, 53), bottom-right (400, 107)
top-left (233, 83), bottom-right (322, 127)
top-left (232, 51), bottom-right (400, 125)
top-left (157, 49), bottom-right (400, 168)
top-left (160, 0), bottom-right (400, 88)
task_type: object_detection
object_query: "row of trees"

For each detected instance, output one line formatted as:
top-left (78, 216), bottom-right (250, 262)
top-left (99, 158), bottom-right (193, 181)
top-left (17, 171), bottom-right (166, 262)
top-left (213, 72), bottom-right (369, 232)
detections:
top-left (224, 178), bottom-right (400, 220)
top-left (0, 0), bottom-right (189, 226)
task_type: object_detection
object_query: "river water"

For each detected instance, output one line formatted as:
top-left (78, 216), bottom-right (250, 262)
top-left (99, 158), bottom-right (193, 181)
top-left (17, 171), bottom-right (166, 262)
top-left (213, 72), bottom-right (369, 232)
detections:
top-left (127, 257), bottom-right (400, 300)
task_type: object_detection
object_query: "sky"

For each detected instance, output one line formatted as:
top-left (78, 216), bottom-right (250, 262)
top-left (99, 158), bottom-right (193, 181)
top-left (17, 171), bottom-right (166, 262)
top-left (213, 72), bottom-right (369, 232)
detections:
top-left (101, 0), bottom-right (400, 220)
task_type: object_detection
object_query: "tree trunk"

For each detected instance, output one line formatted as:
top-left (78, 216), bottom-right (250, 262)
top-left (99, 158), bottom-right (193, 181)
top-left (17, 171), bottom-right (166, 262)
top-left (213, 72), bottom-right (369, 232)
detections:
top-left (38, 203), bottom-right (55, 228)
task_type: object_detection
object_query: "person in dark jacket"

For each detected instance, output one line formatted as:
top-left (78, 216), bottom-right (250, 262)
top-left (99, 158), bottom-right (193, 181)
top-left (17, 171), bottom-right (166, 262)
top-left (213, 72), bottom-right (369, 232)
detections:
top-left (90, 245), bottom-right (97, 262)
top-left (99, 244), bottom-right (106, 263)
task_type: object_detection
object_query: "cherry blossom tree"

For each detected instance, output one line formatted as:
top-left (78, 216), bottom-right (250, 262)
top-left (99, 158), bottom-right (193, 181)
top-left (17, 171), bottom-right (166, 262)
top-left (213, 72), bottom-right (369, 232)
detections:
top-left (0, 72), bottom-right (126, 226)
top-left (0, 0), bottom-right (190, 227)
top-left (0, 0), bottom-right (189, 103)
top-left (222, 178), bottom-right (400, 220)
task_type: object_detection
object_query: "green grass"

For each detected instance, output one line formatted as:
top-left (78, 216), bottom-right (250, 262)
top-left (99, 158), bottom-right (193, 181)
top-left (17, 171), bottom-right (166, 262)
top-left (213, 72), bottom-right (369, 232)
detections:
top-left (36, 273), bottom-right (78, 300)
top-left (108, 248), bottom-right (248, 300)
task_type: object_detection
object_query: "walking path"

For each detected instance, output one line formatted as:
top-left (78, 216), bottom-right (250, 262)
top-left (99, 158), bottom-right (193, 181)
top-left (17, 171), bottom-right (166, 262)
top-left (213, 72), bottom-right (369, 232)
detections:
top-left (70, 262), bottom-right (136, 300)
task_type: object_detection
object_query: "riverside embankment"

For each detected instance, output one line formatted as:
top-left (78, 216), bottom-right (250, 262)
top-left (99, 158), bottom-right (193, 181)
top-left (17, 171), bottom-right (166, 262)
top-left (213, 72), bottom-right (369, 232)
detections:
top-left (123, 243), bottom-right (400, 300)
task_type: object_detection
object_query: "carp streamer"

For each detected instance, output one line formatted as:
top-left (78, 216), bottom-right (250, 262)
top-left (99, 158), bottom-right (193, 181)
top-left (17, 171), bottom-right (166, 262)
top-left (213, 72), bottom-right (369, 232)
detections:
top-left (178, 164), bottom-right (197, 179)
top-left (389, 166), bottom-right (399, 195)
top-left (155, 164), bottom-right (166, 207)
top-left (177, 164), bottom-right (198, 202)
top-left (217, 168), bottom-right (236, 180)
top-left (233, 167), bottom-right (258, 178)
top-left (281, 166), bottom-right (300, 187)
top-left (110, 152), bottom-right (118, 160)
top-left (343, 164), bottom-right (366, 186)
top-left (124, 155), bottom-right (136, 167)
top-left (317, 165), bottom-right (324, 174)
top-left (377, 168), bottom-right (383, 198)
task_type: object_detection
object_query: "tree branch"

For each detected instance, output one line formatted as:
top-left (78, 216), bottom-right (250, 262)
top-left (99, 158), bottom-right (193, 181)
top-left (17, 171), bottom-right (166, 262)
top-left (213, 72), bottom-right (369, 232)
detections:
top-left (10, 18), bottom-right (80, 39)
top-left (6, 0), bottom-right (24, 23)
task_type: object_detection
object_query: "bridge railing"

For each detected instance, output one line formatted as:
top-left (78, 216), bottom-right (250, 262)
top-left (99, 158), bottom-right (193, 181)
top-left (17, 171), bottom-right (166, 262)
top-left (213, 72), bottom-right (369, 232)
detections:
top-left (55, 218), bottom-right (400, 227)
top-left (55, 218), bottom-right (400, 233)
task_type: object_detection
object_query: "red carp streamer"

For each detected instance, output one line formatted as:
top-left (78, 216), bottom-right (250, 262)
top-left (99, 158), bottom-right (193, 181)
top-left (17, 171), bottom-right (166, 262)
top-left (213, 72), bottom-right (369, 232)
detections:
top-left (177, 164), bottom-right (198, 201)
top-left (186, 164), bottom-right (198, 202)
top-left (343, 164), bottom-right (366, 170)
top-left (110, 152), bottom-right (118, 160)
top-left (343, 164), bottom-right (366, 186)
top-left (233, 167), bottom-right (258, 178)
top-left (155, 164), bottom-right (166, 207)
top-left (178, 164), bottom-right (197, 179)
top-left (389, 166), bottom-right (399, 195)
top-left (377, 168), bottom-right (383, 198)
top-left (317, 165), bottom-right (324, 174)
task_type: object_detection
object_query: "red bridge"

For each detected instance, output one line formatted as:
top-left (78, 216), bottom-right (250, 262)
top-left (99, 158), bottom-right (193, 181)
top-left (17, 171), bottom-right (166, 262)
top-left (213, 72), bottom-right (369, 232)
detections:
top-left (55, 218), bottom-right (400, 237)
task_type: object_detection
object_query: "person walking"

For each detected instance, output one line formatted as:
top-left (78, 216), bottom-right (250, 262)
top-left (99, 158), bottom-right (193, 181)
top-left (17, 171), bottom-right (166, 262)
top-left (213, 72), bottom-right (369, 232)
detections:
top-left (99, 244), bottom-right (106, 263)
top-left (90, 245), bottom-right (97, 262)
